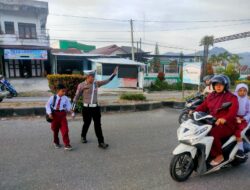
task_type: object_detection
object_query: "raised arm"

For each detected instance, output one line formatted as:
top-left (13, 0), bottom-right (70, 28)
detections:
top-left (96, 66), bottom-right (118, 87)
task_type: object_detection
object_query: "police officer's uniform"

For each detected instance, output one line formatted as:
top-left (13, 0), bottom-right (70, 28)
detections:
top-left (72, 70), bottom-right (116, 148)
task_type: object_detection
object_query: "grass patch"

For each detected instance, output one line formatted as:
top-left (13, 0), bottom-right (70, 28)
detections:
top-left (120, 93), bottom-right (146, 101)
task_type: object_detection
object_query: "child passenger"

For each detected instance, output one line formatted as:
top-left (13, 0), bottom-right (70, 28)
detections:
top-left (234, 83), bottom-right (250, 159)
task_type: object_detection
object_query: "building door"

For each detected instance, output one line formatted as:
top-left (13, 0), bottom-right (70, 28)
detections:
top-left (7, 60), bottom-right (20, 78)
top-left (20, 60), bottom-right (32, 78)
top-left (31, 60), bottom-right (42, 77)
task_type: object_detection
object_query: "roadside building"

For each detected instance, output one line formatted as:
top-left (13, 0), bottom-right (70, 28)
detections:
top-left (89, 44), bottom-right (149, 62)
top-left (50, 51), bottom-right (145, 88)
top-left (0, 0), bottom-right (50, 78)
top-left (50, 50), bottom-right (105, 75)
top-left (91, 58), bottom-right (145, 89)
top-left (89, 44), bottom-right (127, 56)
top-left (51, 40), bottom-right (96, 53)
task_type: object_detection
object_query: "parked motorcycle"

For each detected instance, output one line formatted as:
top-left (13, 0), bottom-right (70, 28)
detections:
top-left (0, 84), bottom-right (10, 102)
top-left (170, 102), bottom-right (249, 182)
top-left (178, 93), bottom-right (204, 124)
top-left (0, 76), bottom-right (18, 98)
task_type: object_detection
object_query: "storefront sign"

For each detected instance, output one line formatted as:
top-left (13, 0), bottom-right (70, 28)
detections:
top-left (183, 62), bottom-right (202, 85)
top-left (4, 49), bottom-right (47, 60)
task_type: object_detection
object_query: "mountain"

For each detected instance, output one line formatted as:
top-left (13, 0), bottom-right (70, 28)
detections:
top-left (238, 52), bottom-right (250, 65)
top-left (165, 47), bottom-right (250, 66)
top-left (164, 52), bottom-right (182, 56)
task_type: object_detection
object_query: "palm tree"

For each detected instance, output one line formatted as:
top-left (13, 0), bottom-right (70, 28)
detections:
top-left (218, 52), bottom-right (230, 67)
top-left (200, 36), bottom-right (214, 76)
top-left (229, 54), bottom-right (241, 73)
top-left (209, 54), bottom-right (219, 66)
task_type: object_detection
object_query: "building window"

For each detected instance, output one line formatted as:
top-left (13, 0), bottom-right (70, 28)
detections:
top-left (4, 21), bottom-right (15, 34)
top-left (118, 65), bottom-right (138, 78)
top-left (18, 23), bottom-right (37, 39)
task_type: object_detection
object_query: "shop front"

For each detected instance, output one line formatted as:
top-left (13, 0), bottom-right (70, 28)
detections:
top-left (3, 49), bottom-right (49, 78)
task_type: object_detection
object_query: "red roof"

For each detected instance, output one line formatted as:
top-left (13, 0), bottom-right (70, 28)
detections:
top-left (89, 44), bottom-right (125, 55)
top-left (51, 48), bottom-right (82, 54)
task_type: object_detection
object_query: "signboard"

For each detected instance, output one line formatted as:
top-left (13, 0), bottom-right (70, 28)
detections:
top-left (183, 62), bottom-right (202, 85)
top-left (4, 49), bottom-right (48, 60)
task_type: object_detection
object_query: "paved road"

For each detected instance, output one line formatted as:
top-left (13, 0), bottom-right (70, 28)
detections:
top-left (1, 109), bottom-right (249, 190)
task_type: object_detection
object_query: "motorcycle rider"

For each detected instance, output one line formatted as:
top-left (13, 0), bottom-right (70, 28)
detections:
top-left (195, 75), bottom-right (239, 166)
top-left (203, 75), bottom-right (214, 95)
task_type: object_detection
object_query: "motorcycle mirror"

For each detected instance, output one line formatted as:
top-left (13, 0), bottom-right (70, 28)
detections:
top-left (195, 92), bottom-right (201, 96)
top-left (217, 102), bottom-right (232, 111)
top-left (221, 102), bottom-right (232, 109)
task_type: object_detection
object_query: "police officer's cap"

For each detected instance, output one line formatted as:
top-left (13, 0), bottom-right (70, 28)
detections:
top-left (84, 70), bottom-right (96, 77)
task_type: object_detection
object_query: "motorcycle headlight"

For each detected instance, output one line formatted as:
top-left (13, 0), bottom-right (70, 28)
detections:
top-left (186, 103), bottom-right (192, 107)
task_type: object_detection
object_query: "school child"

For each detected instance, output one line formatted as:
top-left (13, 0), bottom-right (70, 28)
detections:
top-left (45, 84), bottom-right (72, 150)
top-left (234, 83), bottom-right (250, 158)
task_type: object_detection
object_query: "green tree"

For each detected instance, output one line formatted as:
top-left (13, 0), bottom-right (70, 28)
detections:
top-left (151, 43), bottom-right (161, 73)
top-left (229, 54), bottom-right (241, 72)
top-left (200, 36), bottom-right (214, 76)
top-left (224, 63), bottom-right (240, 85)
top-left (218, 52), bottom-right (230, 67)
top-left (216, 67), bottom-right (225, 74)
top-left (209, 54), bottom-right (219, 66)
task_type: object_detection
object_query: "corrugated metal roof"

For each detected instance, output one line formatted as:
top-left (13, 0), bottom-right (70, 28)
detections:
top-left (89, 58), bottom-right (145, 66)
top-left (51, 52), bottom-right (108, 57)
top-left (89, 44), bottom-right (125, 55)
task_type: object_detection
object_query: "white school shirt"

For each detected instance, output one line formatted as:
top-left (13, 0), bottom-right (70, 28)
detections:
top-left (45, 95), bottom-right (71, 114)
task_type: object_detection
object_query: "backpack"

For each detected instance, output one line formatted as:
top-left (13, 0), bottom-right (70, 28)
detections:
top-left (46, 95), bottom-right (57, 123)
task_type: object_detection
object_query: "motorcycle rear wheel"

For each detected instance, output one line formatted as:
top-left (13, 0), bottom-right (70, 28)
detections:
top-left (170, 152), bottom-right (194, 182)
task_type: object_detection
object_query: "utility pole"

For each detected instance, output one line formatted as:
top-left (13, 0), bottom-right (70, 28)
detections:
top-left (136, 41), bottom-right (139, 61)
top-left (130, 19), bottom-right (135, 61)
top-left (139, 38), bottom-right (142, 62)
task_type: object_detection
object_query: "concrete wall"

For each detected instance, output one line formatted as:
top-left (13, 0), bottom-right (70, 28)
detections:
top-left (0, 0), bottom-right (49, 47)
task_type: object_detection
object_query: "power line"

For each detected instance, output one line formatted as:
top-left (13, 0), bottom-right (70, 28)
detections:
top-left (142, 41), bottom-right (197, 51)
top-left (135, 18), bottom-right (250, 23)
top-left (134, 21), bottom-right (250, 32)
top-left (49, 13), bottom-right (129, 22)
top-left (47, 28), bottom-right (130, 33)
top-left (49, 13), bottom-right (250, 24)
top-left (45, 21), bottom-right (250, 33)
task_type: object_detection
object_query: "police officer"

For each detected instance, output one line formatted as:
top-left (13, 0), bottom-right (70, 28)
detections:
top-left (72, 67), bottom-right (118, 149)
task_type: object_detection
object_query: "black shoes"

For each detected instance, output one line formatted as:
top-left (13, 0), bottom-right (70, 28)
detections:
top-left (81, 137), bottom-right (88, 143)
top-left (64, 145), bottom-right (73, 151)
top-left (98, 143), bottom-right (109, 149)
top-left (81, 137), bottom-right (108, 149)
top-left (54, 143), bottom-right (61, 149)
top-left (236, 149), bottom-right (246, 159)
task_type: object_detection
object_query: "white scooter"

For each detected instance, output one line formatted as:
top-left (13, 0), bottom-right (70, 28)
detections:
top-left (170, 102), bottom-right (250, 182)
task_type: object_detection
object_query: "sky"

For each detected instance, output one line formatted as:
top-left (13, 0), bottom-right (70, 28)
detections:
top-left (40, 0), bottom-right (250, 54)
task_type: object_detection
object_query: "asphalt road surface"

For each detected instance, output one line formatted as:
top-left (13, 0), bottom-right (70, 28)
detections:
top-left (0, 109), bottom-right (249, 190)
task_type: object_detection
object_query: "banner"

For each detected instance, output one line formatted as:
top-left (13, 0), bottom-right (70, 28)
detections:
top-left (4, 49), bottom-right (47, 60)
top-left (183, 62), bottom-right (202, 85)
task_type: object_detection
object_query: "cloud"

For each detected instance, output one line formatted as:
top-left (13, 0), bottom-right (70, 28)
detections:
top-left (43, 0), bottom-right (250, 53)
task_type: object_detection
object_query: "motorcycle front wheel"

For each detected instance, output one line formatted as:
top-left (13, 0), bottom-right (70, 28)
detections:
top-left (170, 152), bottom-right (194, 182)
top-left (178, 111), bottom-right (189, 124)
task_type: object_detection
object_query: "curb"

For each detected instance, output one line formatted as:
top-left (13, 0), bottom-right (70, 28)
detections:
top-left (0, 101), bottom-right (184, 117)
